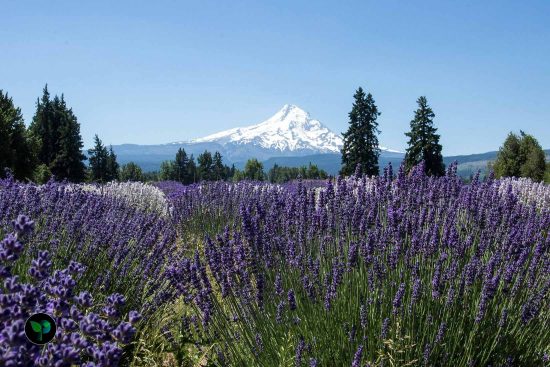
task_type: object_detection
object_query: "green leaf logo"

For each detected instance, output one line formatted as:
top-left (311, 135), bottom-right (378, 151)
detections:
top-left (30, 320), bottom-right (43, 341)
top-left (25, 313), bottom-right (57, 345)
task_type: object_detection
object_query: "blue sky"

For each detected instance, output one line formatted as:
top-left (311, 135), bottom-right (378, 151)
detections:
top-left (1, 0), bottom-right (549, 155)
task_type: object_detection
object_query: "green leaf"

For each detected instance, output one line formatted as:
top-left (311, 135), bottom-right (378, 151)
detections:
top-left (41, 320), bottom-right (51, 334)
top-left (30, 320), bottom-right (42, 333)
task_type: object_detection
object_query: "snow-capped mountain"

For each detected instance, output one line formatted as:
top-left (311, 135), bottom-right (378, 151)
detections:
top-left (110, 104), bottom-right (403, 173)
top-left (176, 104), bottom-right (400, 155)
top-left (191, 104), bottom-right (343, 153)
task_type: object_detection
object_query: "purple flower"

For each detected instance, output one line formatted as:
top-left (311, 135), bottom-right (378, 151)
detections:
top-left (12, 214), bottom-right (35, 236)
top-left (392, 283), bottom-right (406, 314)
top-left (381, 318), bottom-right (390, 339)
top-left (288, 289), bottom-right (297, 311)
top-left (295, 337), bottom-right (305, 366)
top-left (352, 344), bottom-right (363, 367)
top-left (128, 310), bottom-right (142, 324)
top-left (435, 322), bottom-right (446, 343)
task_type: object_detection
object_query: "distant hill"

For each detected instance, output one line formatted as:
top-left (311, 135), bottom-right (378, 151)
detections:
top-left (254, 153), bottom-right (404, 176)
top-left (107, 104), bottom-right (548, 178)
top-left (115, 148), bottom-right (549, 178)
top-left (255, 149), bottom-right (550, 177)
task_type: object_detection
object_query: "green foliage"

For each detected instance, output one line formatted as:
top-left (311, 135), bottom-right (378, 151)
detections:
top-left (174, 148), bottom-right (190, 183)
top-left (33, 164), bottom-right (52, 184)
top-left (88, 135), bottom-right (109, 182)
top-left (243, 158), bottom-right (265, 181)
top-left (267, 163), bottom-right (328, 183)
top-left (212, 151), bottom-right (228, 181)
top-left (106, 146), bottom-right (119, 181)
top-left (0, 90), bottom-right (36, 180)
top-left (341, 87), bottom-right (381, 176)
top-left (545, 163), bottom-right (550, 184)
top-left (197, 151), bottom-right (214, 181)
top-left (493, 131), bottom-right (546, 182)
top-left (29, 85), bottom-right (86, 182)
top-left (161, 148), bottom-right (232, 183)
top-left (142, 171), bottom-right (160, 182)
top-left (120, 162), bottom-right (144, 182)
top-left (159, 160), bottom-right (176, 181)
top-left (404, 96), bottom-right (445, 176)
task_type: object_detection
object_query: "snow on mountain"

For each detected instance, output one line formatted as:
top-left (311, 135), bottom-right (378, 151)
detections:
top-left (187, 104), bottom-right (400, 154)
top-left (191, 104), bottom-right (341, 153)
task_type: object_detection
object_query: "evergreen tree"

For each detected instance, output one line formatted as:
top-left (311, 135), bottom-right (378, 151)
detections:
top-left (0, 90), bottom-right (36, 180)
top-left (120, 162), bottom-right (143, 182)
top-left (106, 146), bottom-right (119, 181)
top-left (160, 160), bottom-right (176, 181)
top-left (29, 86), bottom-right (86, 182)
top-left (212, 151), bottom-right (226, 180)
top-left (341, 87), bottom-right (381, 176)
top-left (494, 131), bottom-right (546, 182)
top-left (197, 151), bottom-right (214, 181)
top-left (187, 154), bottom-right (197, 183)
top-left (404, 96), bottom-right (445, 176)
top-left (29, 85), bottom-right (56, 167)
top-left (174, 148), bottom-right (189, 183)
top-left (267, 163), bottom-right (327, 183)
top-left (88, 135), bottom-right (109, 182)
top-left (243, 158), bottom-right (265, 181)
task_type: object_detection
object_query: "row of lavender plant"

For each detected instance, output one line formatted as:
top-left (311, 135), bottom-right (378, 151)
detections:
top-left (0, 175), bottom-right (187, 365)
top-left (1, 215), bottom-right (141, 366)
top-left (162, 163), bottom-right (549, 366)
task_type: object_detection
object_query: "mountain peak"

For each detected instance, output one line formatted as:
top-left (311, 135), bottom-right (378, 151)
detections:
top-left (271, 104), bottom-right (310, 125)
top-left (192, 104), bottom-right (342, 153)
top-left (186, 105), bottom-right (401, 156)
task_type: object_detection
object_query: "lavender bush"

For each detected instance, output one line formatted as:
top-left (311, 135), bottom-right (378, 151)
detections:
top-left (0, 215), bottom-right (140, 366)
top-left (163, 163), bottom-right (549, 366)
top-left (1, 164), bottom-right (548, 366)
top-left (0, 176), bottom-right (179, 317)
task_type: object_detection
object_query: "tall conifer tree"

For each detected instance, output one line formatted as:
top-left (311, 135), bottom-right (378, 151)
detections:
top-left (341, 87), bottom-right (381, 176)
top-left (88, 135), bottom-right (109, 182)
top-left (404, 96), bottom-right (445, 176)
top-left (106, 146), bottom-right (119, 181)
top-left (174, 148), bottom-right (189, 183)
top-left (0, 90), bottom-right (36, 179)
top-left (30, 86), bottom-right (86, 182)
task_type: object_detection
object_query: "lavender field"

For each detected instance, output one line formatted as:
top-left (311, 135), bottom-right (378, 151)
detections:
top-left (1, 163), bottom-right (549, 366)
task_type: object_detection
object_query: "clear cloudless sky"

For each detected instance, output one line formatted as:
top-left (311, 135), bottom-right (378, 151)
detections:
top-left (1, 0), bottom-right (549, 155)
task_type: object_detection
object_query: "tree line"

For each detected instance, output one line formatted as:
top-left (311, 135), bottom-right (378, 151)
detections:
top-left (157, 148), bottom-right (327, 184)
top-left (340, 86), bottom-right (549, 182)
top-left (1, 85), bottom-right (548, 184)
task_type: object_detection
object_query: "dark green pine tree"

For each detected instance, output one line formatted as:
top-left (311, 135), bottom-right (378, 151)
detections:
top-left (404, 96), bottom-right (445, 176)
top-left (340, 87), bottom-right (381, 176)
top-left (187, 154), bottom-right (197, 183)
top-left (88, 135), bottom-right (109, 182)
top-left (119, 162), bottom-right (143, 182)
top-left (197, 150), bottom-right (213, 181)
top-left (29, 85), bottom-right (57, 167)
top-left (49, 95), bottom-right (86, 181)
top-left (174, 148), bottom-right (189, 183)
top-left (0, 90), bottom-right (36, 179)
top-left (30, 86), bottom-right (86, 182)
top-left (106, 146), bottom-right (119, 181)
top-left (212, 151), bottom-right (226, 180)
